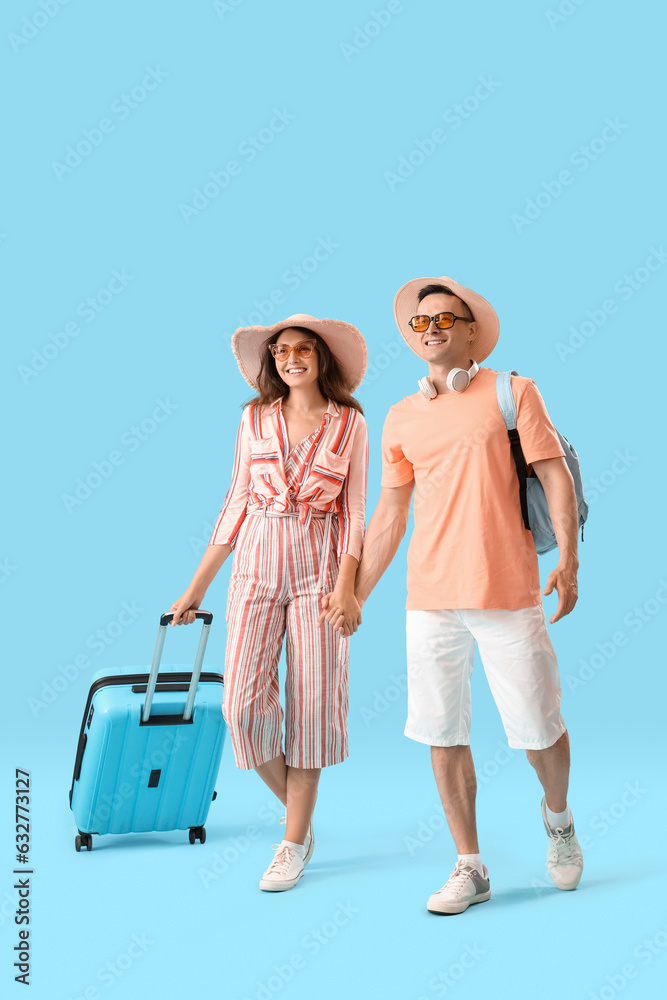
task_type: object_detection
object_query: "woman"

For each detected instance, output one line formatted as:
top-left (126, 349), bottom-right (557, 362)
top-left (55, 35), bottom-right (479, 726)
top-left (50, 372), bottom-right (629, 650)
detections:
top-left (170, 313), bottom-right (368, 893)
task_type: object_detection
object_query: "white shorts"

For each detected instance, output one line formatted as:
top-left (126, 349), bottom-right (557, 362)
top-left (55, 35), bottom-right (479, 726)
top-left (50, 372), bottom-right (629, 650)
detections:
top-left (405, 605), bottom-right (566, 750)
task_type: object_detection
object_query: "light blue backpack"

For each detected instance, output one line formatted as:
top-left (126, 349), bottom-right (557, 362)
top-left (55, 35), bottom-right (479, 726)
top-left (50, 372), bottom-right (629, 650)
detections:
top-left (496, 370), bottom-right (589, 555)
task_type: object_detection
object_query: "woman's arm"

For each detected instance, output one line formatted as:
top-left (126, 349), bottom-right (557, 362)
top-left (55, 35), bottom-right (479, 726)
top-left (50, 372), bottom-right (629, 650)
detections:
top-left (317, 414), bottom-right (368, 633)
top-left (209, 405), bottom-right (252, 547)
top-left (336, 412), bottom-right (369, 572)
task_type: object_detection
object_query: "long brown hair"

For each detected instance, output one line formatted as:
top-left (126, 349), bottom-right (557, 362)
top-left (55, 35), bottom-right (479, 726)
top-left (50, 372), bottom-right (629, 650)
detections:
top-left (243, 326), bottom-right (364, 414)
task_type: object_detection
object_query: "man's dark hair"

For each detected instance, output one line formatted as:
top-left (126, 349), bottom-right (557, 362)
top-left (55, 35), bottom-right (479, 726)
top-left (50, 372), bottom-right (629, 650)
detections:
top-left (417, 283), bottom-right (474, 321)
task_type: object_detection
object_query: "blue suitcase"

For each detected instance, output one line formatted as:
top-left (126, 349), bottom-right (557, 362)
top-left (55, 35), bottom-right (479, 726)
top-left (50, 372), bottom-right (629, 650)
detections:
top-left (69, 610), bottom-right (225, 852)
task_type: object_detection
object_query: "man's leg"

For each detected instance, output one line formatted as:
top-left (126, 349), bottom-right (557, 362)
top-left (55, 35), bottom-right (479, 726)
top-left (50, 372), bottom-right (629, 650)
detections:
top-left (431, 745), bottom-right (480, 853)
top-left (405, 610), bottom-right (491, 914)
top-left (464, 606), bottom-right (583, 890)
top-left (525, 729), bottom-right (570, 812)
top-left (405, 609), bottom-right (479, 854)
top-left (428, 743), bottom-right (492, 914)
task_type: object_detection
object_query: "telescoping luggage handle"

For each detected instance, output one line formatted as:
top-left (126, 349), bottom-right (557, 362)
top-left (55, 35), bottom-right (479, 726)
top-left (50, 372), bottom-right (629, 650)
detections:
top-left (141, 611), bottom-right (213, 724)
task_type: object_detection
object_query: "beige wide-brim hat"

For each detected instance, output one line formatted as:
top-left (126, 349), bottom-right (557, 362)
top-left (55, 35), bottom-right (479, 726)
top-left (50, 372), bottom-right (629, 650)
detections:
top-left (393, 275), bottom-right (499, 362)
top-left (231, 313), bottom-right (368, 391)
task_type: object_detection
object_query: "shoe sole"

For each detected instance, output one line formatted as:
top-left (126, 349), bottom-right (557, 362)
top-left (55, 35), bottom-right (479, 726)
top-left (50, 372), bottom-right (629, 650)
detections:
top-left (259, 869), bottom-right (304, 892)
top-left (549, 872), bottom-right (583, 891)
top-left (427, 890), bottom-right (491, 915)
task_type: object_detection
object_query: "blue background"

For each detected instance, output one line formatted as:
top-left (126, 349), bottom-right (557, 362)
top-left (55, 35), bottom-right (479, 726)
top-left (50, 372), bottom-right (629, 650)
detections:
top-left (2, 1), bottom-right (666, 997)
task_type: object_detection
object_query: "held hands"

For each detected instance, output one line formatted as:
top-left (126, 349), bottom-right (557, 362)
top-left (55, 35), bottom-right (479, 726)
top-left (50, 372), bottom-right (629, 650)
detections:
top-left (543, 562), bottom-right (578, 624)
top-left (317, 586), bottom-right (363, 638)
top-left (170, 588), bottom-right (204, 626)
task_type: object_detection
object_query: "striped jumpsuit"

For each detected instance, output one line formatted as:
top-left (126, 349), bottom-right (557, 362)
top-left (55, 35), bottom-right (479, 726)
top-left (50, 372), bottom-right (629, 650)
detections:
top-left (209, 397), bottom-right (368, 770)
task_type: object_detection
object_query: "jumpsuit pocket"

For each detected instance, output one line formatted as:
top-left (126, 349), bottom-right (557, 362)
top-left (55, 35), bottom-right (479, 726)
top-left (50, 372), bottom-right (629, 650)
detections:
top-left (248, 437), bottom-right (283, 472)
top-left (336, 632), bottom-right (350, 668)
top-left (302, 448), bottom-right (350, 504)
top-left (248, 437), bottom-right (286, 500)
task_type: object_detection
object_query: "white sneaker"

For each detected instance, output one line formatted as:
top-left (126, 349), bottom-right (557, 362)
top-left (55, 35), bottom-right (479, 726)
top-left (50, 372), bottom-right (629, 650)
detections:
top-left (259, 844), bottom-right (304, 892)
top-left (541, 796), bottom-right (584, 890)
top-left (427, 860), bottom-right (491, 915)
top-left (279, 815), bottom-right (315, 865)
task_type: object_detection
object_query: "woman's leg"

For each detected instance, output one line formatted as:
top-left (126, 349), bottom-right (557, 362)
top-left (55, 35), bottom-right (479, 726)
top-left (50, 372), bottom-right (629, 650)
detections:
top-left (285, 767), bottom-right (320, 844)
top-left (223, 515), bottom-right (287, 770)
top-left (255, 754), bottom-right (288, 805)
top-left (255, 756), bottom-right (319, 844)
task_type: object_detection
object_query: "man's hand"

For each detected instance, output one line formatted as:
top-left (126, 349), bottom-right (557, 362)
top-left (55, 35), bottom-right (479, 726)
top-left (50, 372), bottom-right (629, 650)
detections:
top-left (543, 563), bottom-right (578, 623)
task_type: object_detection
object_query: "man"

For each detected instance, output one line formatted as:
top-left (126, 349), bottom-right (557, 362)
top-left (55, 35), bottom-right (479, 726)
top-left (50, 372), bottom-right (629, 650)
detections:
top-left (353, 275), bottom-right (583, 914)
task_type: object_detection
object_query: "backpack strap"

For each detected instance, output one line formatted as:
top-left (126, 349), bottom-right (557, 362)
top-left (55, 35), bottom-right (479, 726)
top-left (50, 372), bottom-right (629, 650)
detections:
top-left (496, 371), bottom-right (530, 531)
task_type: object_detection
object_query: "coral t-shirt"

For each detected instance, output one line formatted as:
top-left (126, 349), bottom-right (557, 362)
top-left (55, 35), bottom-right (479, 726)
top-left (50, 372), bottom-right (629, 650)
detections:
top-left (380, 366), bottom-right (566, 610)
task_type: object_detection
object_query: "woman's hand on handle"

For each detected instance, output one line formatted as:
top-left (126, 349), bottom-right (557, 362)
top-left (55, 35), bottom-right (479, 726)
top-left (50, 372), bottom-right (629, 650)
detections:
top-left (170, 588), bottom-right (205, 626)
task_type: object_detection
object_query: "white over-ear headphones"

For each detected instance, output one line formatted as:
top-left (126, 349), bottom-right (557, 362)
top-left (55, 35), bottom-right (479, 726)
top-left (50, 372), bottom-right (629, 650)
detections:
top-left (418, 359), bottom-right (479, 399)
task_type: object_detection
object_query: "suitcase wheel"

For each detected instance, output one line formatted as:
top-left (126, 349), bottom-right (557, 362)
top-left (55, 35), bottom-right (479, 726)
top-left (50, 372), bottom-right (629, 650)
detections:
top-left (189, 826), bottom-right (206, 844)
top-left (75, 832), bottom-right (93, 852)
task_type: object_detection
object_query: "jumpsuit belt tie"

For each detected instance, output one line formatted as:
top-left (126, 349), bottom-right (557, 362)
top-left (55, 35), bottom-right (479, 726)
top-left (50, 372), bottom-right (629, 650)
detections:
top-left (246, 505), bottom-right (335, 594)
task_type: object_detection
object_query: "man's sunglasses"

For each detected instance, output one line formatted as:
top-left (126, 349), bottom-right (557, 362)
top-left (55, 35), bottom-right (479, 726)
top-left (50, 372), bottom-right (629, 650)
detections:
top-left (409, 312), bottom-right (473, 333)
top-left (269, 339), bottom-right (317, 361)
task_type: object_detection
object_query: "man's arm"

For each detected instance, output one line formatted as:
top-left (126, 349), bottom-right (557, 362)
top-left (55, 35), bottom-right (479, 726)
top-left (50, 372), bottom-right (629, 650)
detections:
top-left (531, 456), bottom-right (579, 624)
top-left (354, 480), bottom-right (415, 606)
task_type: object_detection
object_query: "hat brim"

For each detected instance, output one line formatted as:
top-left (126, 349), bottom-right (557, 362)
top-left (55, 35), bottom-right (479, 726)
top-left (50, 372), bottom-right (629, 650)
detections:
top-left (231, 314), bottom-right (367, 392)
top-left (393, 276), bottom-right (499, 363)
